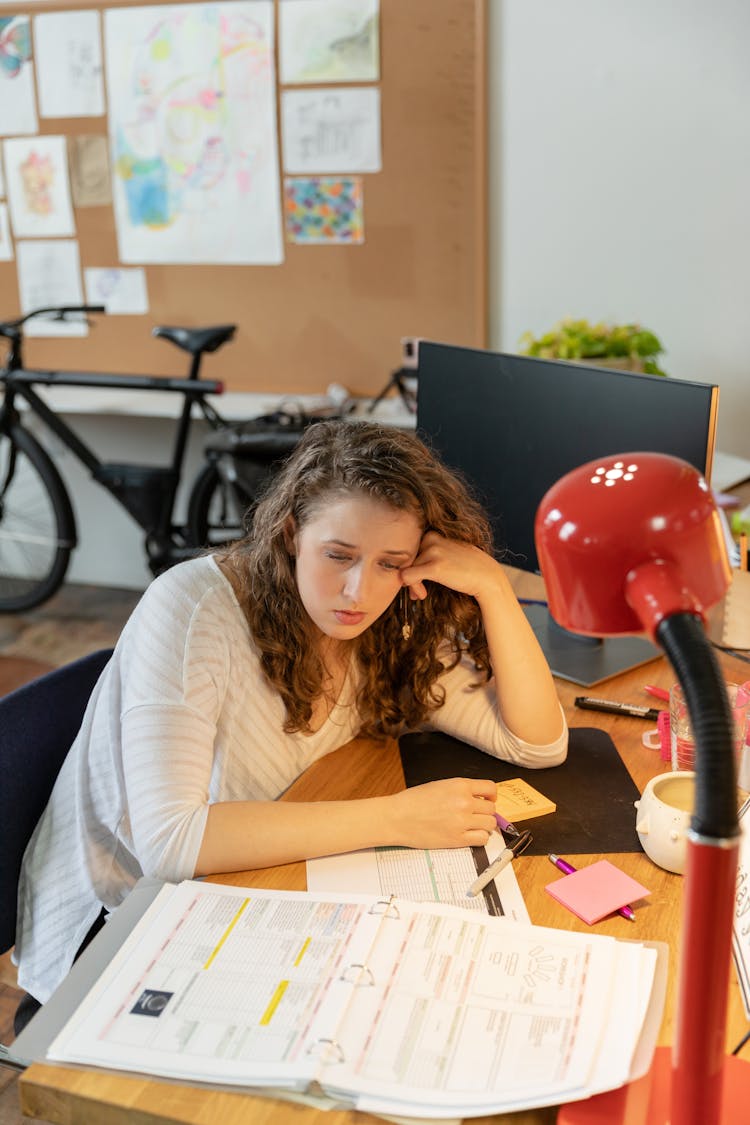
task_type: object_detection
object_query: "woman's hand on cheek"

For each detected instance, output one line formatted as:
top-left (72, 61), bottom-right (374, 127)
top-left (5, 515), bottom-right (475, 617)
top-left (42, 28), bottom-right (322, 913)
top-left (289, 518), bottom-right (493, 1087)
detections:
top-left (400, 531), bottom-right (501, 601)
top-left (384, 778), bottom-right (498, 849)
top-left (401, 577), bottom-right (427, 601)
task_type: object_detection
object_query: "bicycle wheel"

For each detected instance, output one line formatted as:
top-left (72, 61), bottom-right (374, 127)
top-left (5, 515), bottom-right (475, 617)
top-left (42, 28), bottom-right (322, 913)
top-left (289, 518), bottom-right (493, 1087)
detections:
top-left (186, 462), bottom-right (251, 549)
top-left (0, 423), bottom-right (76, 611)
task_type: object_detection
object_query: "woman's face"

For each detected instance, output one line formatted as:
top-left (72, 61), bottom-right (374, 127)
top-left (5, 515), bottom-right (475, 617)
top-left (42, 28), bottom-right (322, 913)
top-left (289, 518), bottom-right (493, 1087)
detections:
top-left (292, 494), bottom-right (423, 641)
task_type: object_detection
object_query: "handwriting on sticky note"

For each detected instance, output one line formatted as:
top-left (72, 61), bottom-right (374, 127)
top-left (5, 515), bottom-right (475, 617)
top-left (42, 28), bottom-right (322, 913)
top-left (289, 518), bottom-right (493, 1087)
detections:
top-left (545, 860), bottom-right (650, 925)
top-left (495, 778), bottom-right (556, 821)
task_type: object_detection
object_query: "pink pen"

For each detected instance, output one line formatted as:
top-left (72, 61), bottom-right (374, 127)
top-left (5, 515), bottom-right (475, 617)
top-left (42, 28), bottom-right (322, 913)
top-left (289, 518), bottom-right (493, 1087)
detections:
top-left (644, 684), bottom-right (670, 703)
top-left (548, 853), bottom-right (636, 922)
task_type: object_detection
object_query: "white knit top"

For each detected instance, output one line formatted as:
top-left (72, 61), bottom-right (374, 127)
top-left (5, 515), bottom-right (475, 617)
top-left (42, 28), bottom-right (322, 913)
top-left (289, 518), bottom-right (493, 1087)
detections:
top-left (14, 555), bottom-right (567, 1002)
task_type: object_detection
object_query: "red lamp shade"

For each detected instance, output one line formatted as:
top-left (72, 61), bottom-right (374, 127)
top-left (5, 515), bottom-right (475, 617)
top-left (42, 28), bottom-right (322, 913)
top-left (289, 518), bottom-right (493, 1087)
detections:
top-left (535, 452), bottom-right (731, 640)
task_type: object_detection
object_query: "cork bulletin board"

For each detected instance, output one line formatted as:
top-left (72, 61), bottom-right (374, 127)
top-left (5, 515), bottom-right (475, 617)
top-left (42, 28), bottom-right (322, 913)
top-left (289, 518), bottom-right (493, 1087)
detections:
top-left (0, 0), bottom-right (487, 397)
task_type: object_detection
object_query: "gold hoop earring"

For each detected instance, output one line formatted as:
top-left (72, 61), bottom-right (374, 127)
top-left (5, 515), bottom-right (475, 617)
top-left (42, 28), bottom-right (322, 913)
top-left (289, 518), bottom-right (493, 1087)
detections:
top-left (400, 588), bottom-right (412, 641)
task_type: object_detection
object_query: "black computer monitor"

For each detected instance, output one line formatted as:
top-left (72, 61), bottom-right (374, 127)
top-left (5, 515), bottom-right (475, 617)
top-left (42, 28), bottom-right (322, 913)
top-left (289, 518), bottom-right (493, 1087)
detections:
top-left (416, 340), bottom-right (720, 685)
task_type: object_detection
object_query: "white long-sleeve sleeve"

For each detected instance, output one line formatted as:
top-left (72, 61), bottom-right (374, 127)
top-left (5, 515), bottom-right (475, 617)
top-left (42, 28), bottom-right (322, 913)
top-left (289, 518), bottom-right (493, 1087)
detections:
top-left (15, 556), bottom-right (363, 1002)
top-left (424, 653), bottom-right (568, 768)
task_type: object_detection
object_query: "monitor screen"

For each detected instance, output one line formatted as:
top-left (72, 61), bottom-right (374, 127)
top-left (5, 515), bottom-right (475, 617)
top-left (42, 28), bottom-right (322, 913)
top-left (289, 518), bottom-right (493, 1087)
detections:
top-left (416, 341), bottom-right (720, 685)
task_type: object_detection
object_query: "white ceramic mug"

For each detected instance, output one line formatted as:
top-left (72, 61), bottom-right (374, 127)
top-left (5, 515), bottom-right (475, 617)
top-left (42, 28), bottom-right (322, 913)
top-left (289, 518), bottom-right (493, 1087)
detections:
top-left (634, 771), bottom-right (694, 874)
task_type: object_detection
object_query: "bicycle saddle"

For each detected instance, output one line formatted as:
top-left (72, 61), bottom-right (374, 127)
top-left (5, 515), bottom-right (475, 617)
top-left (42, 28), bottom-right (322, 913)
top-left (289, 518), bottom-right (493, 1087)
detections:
top-left (152, 324), bottom-right (236, 355)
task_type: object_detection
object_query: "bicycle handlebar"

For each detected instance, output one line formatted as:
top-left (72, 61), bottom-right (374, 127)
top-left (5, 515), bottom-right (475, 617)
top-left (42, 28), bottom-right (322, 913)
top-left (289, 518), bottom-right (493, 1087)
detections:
top-left (0, 305), bottom-right (106, 337)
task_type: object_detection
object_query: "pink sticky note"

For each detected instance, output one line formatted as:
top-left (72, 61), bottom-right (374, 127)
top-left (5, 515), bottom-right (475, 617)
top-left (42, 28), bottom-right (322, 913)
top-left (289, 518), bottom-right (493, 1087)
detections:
top-left (545, 860), bottom-right (650, 925)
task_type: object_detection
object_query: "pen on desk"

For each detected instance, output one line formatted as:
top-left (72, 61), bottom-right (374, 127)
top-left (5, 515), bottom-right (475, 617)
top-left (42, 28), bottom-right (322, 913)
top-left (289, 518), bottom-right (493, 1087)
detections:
top-left (548, 854), bottom-right (636, 922)
top-left (574, 696), bottom-right (661, 722)
top-left (643, 684), bottom-right (670, 703)
top-left (467, 831), bottom-right (532, 898)
top-left (740, 532), bottom-right (748, 573)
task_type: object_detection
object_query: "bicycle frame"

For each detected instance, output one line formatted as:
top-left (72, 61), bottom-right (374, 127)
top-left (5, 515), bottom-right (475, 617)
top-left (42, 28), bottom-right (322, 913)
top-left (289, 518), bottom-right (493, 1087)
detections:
top-left (2, 370), bottom-right (224, 539)
top-left (0, 307), bottom-right (228, 570)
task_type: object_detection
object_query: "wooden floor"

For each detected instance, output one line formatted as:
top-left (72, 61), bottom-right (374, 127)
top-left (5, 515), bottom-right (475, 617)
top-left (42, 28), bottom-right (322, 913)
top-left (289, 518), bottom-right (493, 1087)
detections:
top-left (0, 581), bottom-right (142, 1125)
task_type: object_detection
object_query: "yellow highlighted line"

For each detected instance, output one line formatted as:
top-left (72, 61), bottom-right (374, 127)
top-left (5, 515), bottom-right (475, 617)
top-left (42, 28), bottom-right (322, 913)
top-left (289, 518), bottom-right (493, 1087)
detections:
top-left (260, 980), bottom-right (289, 1025)
top-left (203, 898), bottom-right (249, 969)
top-left (294, 936), bottom-right (311, 967)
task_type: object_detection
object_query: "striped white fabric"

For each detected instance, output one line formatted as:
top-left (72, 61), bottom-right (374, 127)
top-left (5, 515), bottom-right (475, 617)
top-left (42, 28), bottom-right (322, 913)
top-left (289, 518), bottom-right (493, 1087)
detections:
top-left (14, 555), bottom-right (566, 1002)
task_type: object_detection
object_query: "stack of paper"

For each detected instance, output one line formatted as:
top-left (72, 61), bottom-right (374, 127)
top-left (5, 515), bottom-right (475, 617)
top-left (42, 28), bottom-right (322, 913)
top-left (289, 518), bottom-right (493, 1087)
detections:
top-left (47, 880), bottom-right (666, 1118)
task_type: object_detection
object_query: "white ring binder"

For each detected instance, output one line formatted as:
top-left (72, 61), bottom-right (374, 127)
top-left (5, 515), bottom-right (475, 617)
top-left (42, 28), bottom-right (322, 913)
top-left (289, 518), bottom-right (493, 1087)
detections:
top-left (368, 893), bottom-right (400, 918)
top-left (306, 1037), bottom-right (345, 1063)
top-left (339, 962), bottom-right (375, 987)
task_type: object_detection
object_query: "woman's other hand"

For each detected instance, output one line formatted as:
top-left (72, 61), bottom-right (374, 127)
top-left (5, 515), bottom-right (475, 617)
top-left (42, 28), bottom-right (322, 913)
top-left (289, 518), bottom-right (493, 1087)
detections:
top-left (384, 777), bottom-right (498, 848)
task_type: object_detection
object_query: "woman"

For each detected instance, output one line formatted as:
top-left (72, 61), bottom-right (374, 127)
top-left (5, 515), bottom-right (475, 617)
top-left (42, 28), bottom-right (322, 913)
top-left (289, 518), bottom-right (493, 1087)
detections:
top-left (14, 420), bottom-right (566, 1012)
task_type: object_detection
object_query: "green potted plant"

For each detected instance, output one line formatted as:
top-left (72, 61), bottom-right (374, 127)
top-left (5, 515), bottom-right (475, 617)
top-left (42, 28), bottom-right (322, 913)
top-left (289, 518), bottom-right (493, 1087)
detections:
top-left (518, 318), bottom-right (668, 376)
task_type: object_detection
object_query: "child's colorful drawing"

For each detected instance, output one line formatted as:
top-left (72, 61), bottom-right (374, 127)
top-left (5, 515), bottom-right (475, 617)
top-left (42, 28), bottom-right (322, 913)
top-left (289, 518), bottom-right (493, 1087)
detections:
top-left (0, 13), bottom-right (30, 78)
top-left (284, 176), bottom-right (364, 244)
top-left (3, 135), bottom-right (75, 238)
top-left (104, 2), bottom-right (283, 264)
top-left (0, 16), bottom-right (38, 135)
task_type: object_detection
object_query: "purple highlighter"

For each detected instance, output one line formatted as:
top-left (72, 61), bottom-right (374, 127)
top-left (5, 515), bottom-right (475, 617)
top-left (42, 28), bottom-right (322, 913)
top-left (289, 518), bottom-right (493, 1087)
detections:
top-left (494, 812), bottom-right (520, 837)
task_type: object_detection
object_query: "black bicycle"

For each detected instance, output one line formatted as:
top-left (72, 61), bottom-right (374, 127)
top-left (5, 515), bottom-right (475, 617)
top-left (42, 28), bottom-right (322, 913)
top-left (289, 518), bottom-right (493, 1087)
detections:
top-left (0, 305), bottom-right (256, 612)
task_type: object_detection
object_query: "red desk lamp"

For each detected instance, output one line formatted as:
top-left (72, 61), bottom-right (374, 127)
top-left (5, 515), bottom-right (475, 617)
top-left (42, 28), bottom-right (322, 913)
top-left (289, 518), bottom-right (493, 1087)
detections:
top-left (535, 452), bottom-right (750, 1125)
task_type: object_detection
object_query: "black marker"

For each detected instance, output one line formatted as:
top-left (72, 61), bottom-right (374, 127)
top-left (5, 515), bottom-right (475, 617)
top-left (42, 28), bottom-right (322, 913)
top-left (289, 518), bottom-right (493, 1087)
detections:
top-left (574, 696), bottom-right (662, 721)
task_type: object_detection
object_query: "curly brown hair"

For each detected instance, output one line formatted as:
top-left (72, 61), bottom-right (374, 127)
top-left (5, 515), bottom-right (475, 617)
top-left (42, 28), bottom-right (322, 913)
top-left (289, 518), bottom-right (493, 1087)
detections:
top-left (221, 420), bottom-right (495, 737)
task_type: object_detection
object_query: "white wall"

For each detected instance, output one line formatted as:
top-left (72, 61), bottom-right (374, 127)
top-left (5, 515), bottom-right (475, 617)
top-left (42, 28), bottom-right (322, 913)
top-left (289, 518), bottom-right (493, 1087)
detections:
top-left (490, 0), bottom-right (750, 456)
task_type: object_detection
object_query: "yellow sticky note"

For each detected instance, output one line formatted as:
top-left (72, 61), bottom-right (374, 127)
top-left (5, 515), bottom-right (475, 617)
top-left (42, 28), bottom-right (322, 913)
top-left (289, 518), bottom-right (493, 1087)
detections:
top-left (495, 778), bottom-right (556, 821)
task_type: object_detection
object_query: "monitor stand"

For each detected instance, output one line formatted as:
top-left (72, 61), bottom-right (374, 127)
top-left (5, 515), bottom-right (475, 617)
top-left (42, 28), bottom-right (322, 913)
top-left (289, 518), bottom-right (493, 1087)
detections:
top-left (523, 603), bottom-right (661, 687)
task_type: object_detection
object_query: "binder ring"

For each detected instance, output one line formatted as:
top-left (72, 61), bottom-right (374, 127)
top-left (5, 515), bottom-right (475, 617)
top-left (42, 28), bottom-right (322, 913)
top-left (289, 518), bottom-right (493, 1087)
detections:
top-left (339, 962), bottom-right (375, 986)
top-left (368, 893), bottom-right (400, 919)
top-left (306, 1037), bottom-right (345, 1063)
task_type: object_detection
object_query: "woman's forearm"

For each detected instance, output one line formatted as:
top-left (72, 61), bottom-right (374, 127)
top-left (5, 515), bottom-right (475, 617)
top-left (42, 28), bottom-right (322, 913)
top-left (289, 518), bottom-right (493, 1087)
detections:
top-left (193, 776), bottom-right (500, 876)
top-left (194, 796), bottom-right (393, 875)
top-left (400, 535), bottom-right (564, 747)
top-left (476, 569), bottom-right (564, 745)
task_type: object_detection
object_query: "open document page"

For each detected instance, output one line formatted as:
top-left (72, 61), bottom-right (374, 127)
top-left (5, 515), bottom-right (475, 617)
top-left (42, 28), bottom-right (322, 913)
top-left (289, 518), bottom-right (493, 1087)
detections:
top-left (47, 880), bottom-right (665, 1118)
top-left (307, 841), bottom-right (529, 921)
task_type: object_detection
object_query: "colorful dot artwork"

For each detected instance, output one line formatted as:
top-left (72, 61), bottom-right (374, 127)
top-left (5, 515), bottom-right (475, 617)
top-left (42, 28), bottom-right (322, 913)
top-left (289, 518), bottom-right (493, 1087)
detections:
top-left (284, 176), bottom-right (364, 244)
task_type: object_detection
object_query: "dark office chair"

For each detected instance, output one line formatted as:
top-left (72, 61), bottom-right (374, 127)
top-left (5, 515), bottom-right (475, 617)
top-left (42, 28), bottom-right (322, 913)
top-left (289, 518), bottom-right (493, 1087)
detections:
top-left (0, 648), bottom-right (113, 958)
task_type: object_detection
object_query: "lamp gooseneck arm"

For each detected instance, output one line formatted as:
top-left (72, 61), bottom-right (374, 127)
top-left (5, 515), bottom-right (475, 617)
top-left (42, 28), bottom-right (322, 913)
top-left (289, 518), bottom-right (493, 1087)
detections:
top-left (655, 609), bottom-right (741, 1124)
top-left (656, 611), bottom-right (739, 841)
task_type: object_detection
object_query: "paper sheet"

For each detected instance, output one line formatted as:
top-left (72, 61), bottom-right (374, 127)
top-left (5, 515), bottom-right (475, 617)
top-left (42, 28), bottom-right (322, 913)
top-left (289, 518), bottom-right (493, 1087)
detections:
top-left (282, 86), bottom-right (382, 173)
top-left (284, 176), bottom-right (364, 243)
top-left (46, 880), bottom-right (660, 1116)
top-left (0, 202), bottom-right (12, 261)
top-left (16, 240), bottom-right (87, 337)
top-left (34, 10), bottom-right (105, 117)
top-left (279, 0), bottom-right (380, 84)
top-left (732, 797), bottom-right (750, 1019)
top-left (0, 16), bottom-right (38, 135)
top-left (3, 135), bottom-right (75, 238)
top-left (68, 135), bottom-right (112, 208)
top-left (104, 2), bottom-right (283, 265)
top-left (307, 840), bottom-right (530, 923)
top-left (85, 267), bottom-right (149, 315)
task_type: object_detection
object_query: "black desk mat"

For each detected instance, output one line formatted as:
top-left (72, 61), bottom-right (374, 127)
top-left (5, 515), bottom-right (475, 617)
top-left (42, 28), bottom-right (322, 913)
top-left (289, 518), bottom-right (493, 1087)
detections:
top-left (399, 727), bottom-right (642, 854)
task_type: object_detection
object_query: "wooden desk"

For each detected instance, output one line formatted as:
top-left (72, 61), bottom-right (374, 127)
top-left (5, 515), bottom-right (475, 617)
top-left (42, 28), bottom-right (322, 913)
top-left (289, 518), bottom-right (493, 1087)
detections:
top-left (19, 640), bottom-right (750, 1124)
